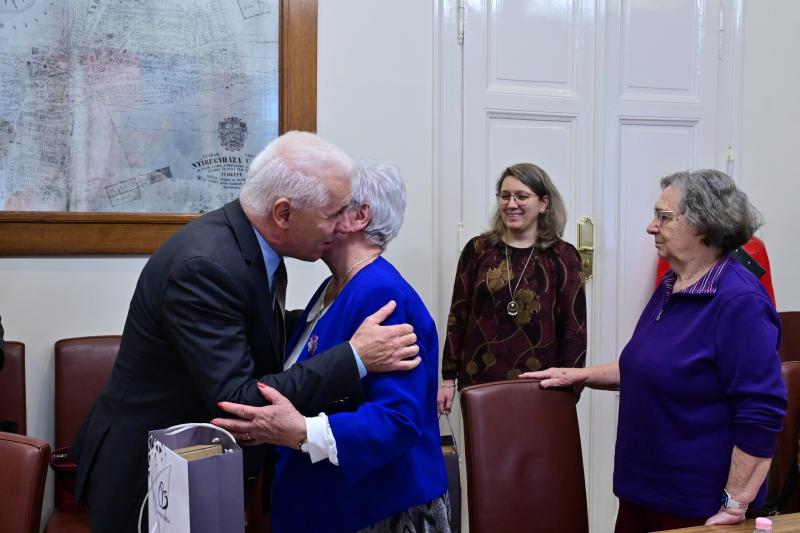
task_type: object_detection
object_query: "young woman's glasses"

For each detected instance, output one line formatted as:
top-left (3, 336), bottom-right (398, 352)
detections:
top-left (496, 192), bottom-right (536, 205)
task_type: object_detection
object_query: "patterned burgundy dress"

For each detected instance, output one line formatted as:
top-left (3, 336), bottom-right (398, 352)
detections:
top-left (442, 234), bottom-right (587, 387)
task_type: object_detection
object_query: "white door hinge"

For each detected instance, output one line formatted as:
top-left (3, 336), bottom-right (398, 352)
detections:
top-left (457, 222), bottom-right (465, 253)
top-left (718, 5), bottom-right (724, 60)
top-left (457, 0), bottom-right (465, 45)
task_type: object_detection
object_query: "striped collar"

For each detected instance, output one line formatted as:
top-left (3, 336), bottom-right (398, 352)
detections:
top-left (663, 254), bottom-right (732, 298)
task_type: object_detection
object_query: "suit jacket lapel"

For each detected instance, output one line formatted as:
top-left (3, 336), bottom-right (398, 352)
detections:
top-left (223, 200), bottom-right (282, 367)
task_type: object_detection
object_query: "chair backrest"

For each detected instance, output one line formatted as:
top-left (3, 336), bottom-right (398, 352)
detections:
top-left (54, 336), bottom-right (120, 449)
top-left (0, 341), bottom-right (26, 434)
top-left (773, 361), bottom-right (800, 512)
top-left (780, 312), bottom-right (800, 363)
top-left (461, 380), bottom-right (588, 533)
top-left (0, 432), bottom-right (51, 533)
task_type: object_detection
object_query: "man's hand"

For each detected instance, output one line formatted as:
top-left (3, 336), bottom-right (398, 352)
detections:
top-left (211, 382), bottom-right (306, 449)
top-left (351, 300), bottom-right (421, 373)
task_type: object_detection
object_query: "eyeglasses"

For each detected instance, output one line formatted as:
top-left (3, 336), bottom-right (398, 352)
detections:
top-left (496, 192), bottom-right (536, 205)
top-left (653, 209), bottom-right (680, 227)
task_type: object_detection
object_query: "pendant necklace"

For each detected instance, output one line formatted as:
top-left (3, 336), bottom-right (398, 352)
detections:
top-left (504, 244), bottom-right (535, 316)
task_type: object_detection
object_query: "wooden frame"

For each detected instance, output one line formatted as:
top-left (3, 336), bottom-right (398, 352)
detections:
top-left (0, 0), bottom-right (317, 256)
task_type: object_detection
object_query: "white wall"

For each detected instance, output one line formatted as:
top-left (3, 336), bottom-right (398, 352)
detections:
top-left (288, 0), bottom-right (435, 312)
top-left (740, 0), bottom-right (800, 312)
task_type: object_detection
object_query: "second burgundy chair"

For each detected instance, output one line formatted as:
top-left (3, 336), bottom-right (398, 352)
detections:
top-left (44, 336), bottom-right (120, 533)
top-left (461, 379), bottom-right (588, 533)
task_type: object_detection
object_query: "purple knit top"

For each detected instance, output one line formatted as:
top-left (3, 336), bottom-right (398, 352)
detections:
top-left (613, 255), bottom-right (786, 517)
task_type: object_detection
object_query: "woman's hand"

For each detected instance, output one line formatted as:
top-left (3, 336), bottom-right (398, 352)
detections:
top-left (437, 380), bottom-right (456, 414)
top-left (520, 363), bottom-right (620, 391)
top-left (212, 382), bottom-right (306, 448)
top-left (704, 508), bottom-right (747, 526)
top-left (519, 367), bottom-right (589, 389)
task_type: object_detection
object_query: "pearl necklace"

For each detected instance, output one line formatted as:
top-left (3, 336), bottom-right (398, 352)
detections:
top-left (324, 253), bottom-right (380, 306)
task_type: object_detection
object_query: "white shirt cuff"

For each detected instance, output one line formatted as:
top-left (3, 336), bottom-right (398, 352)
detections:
top-left (305, 413), bottom-right (339, 465)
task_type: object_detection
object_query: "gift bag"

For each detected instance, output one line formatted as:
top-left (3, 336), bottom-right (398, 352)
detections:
top-left (146, 423), bottom-right (244, 533)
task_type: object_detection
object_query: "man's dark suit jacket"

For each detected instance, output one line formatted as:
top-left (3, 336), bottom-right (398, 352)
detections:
top-left (72, 200), bottom-right (365, 532)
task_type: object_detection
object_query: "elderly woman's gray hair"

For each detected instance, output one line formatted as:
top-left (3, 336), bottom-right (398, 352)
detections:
top-left (661, 169), bottom-right (763, 251)
top-left (351, 161), bottom-right (406, 249)
top-left (240, 131), bottom-right (354, 214)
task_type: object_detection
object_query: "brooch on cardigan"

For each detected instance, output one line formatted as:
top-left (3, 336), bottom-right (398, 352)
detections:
top-left (307, 335), bottom-right (319, 357)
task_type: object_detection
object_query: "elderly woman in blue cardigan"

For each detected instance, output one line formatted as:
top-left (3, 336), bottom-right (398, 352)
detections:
top-left (525, 169), bottom-right (786, 533)
top-left (216, 161), bottom-right (449, 533)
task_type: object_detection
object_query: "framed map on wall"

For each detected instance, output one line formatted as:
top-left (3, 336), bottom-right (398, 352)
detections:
top-left (0, 0), bottom-right (317, 254)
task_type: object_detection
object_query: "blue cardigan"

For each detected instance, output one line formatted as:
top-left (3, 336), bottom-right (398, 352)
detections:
top-left (271, 257), bottom-right (448, 533)
top-left (614, 257), bottom-right (786, 517)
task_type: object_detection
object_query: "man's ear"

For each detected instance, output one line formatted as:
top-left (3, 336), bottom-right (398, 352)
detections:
top-left (351, 203), bottom-right (371, 231)
top-left (272, 198), bottom-right (292, 229)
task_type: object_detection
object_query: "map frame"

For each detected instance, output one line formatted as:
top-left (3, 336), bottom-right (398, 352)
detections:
top-left (0, 0), bottom-right (317, 255)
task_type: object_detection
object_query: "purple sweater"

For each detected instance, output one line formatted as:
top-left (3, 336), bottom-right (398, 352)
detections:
top-left (613, 256), bottom-right (786, 517)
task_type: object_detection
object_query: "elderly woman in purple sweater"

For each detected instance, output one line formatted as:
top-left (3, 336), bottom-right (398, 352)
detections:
top-left (524, 169), bottom-right (786, 532)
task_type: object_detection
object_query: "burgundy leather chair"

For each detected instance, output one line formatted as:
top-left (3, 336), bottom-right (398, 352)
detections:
top-left (0, 432), bottom-right (51, 533)
top-left (461, 379), bottom-right (588, 533)
top-left (779, 312), bottom-right (800, 363)
top-left (0, 341), bottom-right (26, 434)
top-left (44, 336), bottom-right (120, 533)
top-left (769, 361), bottom-right (800, 513)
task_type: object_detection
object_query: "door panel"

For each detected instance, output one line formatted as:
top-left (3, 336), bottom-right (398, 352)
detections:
top-left (621, 0), bottom-right (701, 97)
top-left (486, 115), bottom-right (577, 218)
top-left (491, 1), bottom-right (577, 92)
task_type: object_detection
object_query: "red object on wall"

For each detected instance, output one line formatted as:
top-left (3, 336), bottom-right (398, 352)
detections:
top-left (655, 236), bottom-right (776, 306)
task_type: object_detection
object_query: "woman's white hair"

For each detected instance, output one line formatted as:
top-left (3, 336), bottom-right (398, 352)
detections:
top-left (240, 131), bottom-right (354, 213)
top-left (352, 161), bottom-right (406, 249)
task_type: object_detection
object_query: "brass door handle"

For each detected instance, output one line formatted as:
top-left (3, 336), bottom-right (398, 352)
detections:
top-left (577, 217), bottom-right (594, 283)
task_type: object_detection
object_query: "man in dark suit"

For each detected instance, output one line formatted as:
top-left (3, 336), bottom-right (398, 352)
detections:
top-left (72, 131), bottom-right (420, 532)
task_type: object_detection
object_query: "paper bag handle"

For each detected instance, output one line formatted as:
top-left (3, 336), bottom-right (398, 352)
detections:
top-left (164, 422), bottom-right (236, 442)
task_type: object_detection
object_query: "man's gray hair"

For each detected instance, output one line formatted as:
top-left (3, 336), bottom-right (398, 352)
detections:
top-left (352, 161), bottom-right (406, 249)
top-left (240, 131), bottom-right (354, 213)
top-left (661, 169), bottom-right (763, 251)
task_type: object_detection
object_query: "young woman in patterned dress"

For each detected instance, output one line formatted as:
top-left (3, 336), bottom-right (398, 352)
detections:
top-left (438, 163), bottom-right (587, 414)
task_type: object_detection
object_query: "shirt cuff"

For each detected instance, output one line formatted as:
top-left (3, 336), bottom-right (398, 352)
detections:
top-left (349, 341), bottom-right (367, 378)
top-left (305, 413), bottom-right (339, 465)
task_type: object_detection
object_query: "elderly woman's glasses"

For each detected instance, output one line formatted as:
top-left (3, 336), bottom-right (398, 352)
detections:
top-left (653, 209), bottom-right (680, 227)
top-left (496, 192), bottom-right (536, 205)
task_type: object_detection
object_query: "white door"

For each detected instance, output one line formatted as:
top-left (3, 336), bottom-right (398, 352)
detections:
top-left (441, 0), bottom-right (740, 531)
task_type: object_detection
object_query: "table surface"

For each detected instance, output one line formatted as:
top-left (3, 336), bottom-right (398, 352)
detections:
top-left (655, 513), bottom-right (800, 532)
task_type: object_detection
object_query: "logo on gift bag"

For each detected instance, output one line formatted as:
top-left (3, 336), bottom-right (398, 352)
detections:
top-left (158, 481), bottom-right (169, 510)
top-left (148, 436), bottom-right (174, 531)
